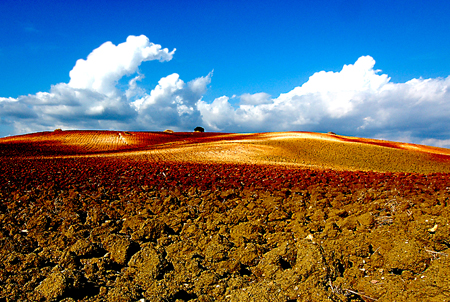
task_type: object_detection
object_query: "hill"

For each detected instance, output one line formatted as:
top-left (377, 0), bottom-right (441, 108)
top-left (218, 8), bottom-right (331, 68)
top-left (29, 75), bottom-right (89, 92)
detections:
top-left (1, 130), bottom-right (450, 173)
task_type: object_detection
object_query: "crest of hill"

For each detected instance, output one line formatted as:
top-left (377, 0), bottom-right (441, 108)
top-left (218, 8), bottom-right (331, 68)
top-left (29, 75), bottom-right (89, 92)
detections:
top-left (1, 130), bottom-right (450, 174)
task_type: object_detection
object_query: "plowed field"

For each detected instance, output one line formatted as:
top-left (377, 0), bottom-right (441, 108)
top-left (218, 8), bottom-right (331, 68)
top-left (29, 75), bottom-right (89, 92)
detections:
top-left (1, 130), bottom-right (450, 301)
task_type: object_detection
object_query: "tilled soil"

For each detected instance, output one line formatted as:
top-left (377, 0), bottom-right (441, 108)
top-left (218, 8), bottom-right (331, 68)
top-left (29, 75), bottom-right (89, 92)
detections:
top-left (1, 157), bottom-right (450, 301)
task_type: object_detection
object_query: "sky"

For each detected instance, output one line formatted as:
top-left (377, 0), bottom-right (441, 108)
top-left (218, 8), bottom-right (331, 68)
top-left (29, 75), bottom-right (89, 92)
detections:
top-left (1, 0), bottom-right (450, 147)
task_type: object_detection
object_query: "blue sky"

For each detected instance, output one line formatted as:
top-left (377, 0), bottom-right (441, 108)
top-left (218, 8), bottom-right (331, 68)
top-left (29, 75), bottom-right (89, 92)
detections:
top-left (1, 0), bottom-right (450, 147)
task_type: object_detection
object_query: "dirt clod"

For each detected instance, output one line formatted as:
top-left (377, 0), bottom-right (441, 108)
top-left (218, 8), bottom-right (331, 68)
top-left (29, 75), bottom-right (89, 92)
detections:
top-left (35, 271), bottom-right (67, 300)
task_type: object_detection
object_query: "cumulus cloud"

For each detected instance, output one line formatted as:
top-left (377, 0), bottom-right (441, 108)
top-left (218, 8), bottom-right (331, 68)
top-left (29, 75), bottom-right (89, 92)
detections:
top-left (68, 35), bottom-right (175, 96)
top-left (198, 56), bottom-right (450, 147)
top-left (0, 35), bottom-right (211, 135)
top-left (132, 72), bottom-right (212, 130)
top-left (239, 92), bottom-right (272, 105)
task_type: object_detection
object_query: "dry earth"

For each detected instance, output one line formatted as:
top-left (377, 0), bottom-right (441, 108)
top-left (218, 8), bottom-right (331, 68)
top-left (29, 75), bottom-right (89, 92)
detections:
top-left (1, 130), bottom-right (450, 301)
top-left (2, 130), bottom-right (450, 173)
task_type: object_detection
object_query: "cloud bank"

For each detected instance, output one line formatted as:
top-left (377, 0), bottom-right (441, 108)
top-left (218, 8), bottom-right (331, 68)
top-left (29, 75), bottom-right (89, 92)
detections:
top-left (1, 35), bottom-right (450, 148)
top-left (199, 56), bottom-right (450, 148)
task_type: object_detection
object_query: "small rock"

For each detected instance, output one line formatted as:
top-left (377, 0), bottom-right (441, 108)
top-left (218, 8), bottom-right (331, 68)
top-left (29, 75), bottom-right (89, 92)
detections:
top-left (102, 234), bottom-right (133, 265)
top-left (35, 271), bottom-right (67, 300)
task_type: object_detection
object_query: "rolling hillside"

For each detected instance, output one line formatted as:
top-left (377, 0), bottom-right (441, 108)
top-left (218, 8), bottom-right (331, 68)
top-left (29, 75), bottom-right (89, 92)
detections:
top-left (1, 130), bottom-right (450, 173)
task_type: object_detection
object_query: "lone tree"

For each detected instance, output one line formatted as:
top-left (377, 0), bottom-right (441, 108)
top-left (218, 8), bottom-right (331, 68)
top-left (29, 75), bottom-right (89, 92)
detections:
top-left (194, 126), bottom-right (205, 133)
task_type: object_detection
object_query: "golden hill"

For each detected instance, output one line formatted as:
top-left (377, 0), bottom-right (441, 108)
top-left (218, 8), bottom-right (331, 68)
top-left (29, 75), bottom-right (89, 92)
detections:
top-left (1, 130), bottom-right (450, 173)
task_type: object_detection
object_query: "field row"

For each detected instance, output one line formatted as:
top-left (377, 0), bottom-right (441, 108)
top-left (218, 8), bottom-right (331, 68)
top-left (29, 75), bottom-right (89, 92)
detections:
top-left (1, 156), bottom-right (449, 197)
top-left (2, 130), bottom-right (450, 174)
top-left (0, 130), bottom-right (240, 157)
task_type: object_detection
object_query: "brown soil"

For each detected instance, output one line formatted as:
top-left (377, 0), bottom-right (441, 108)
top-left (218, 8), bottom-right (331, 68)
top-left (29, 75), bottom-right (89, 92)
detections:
top-left (1, 131), bottom-right (450, 301)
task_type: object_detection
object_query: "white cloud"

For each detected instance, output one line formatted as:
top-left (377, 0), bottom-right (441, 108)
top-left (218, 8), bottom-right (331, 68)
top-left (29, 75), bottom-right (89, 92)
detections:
top-left (0, 35), bottom-right (208, 134)
top-left (125, 73), bottom-right (146, 100)
top-left (0, 97), bottom-right (17, 102)
top-left (0, 97), bottom-right (36, 119)
top-left (132, 72), bottom-right (212, 130)
top-left (68, 35), bottom-right (175, 96)
top-left (239, 92), bottom-right (272, 105)
top-left (197, 56), bottom-right (450, 147)
top-left (197, 96), bottom-right (236, 131)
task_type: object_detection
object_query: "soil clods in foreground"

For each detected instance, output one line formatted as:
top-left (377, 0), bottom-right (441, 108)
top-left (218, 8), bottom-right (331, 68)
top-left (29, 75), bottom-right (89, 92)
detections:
top-left (1, 156), bottom-right (450, 301)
